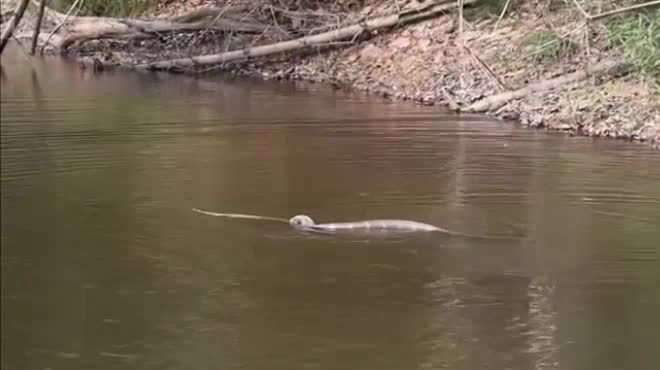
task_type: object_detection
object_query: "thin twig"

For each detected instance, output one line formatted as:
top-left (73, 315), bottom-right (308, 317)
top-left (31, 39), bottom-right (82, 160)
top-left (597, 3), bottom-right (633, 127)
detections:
top-left (30, 0), bottom-right (47, 54)
top-left (464, 46), bottom-right (510, 91)
top-left (248, 24), bottom-right (271, 47)
top-left (573, 0), bottom-right (660, 21)
top-left (457, 0), bottom-right (466, 89)
top-left (268, 5), bottom-right (290, 38)
top-left (591, 0), bottom-right (660, 20)
top-left (188, 0), bottom-right (234, 49)
top-left (40, 0), bottom-right (83, 54)
top-left (457, 0), bottom-right (464, 43)
top-left (0, 0), bottom-right (30, 54)
top-left (571, 0), bottom-right (591, 20)
top-left (493, 0), bottom-right (511, 32)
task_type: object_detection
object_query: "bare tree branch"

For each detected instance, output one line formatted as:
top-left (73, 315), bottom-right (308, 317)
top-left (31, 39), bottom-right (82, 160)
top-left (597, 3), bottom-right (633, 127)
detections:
top-left (493, 0), bottom-right (511, 31)
top-left (30, 0), bottom-right (47, 54)
top-left (0, 0), bottom-right (30, 54)
top-left (573, 0), bottom-right (660, 21)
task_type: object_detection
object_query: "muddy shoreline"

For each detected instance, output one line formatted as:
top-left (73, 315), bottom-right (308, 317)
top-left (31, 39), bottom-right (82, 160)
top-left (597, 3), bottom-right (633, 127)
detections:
top-left (3, 0), bottom-right (659, 147)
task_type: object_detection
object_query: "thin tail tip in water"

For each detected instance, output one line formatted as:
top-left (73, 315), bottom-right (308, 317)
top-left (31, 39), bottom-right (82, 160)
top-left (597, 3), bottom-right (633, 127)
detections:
top-left (191, 208), bottom-right (288, 223)
top-left (192, 207), bottom-right (216, 216)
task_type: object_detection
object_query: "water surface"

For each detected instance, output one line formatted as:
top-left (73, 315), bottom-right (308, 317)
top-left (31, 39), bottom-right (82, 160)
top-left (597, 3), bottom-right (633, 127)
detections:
top-left (2, 46), bottom-right (660, 370)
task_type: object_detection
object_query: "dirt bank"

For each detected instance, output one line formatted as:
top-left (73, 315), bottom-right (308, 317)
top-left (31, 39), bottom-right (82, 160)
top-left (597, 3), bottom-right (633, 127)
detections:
top-left (2, 0), bottom-right (659, 147)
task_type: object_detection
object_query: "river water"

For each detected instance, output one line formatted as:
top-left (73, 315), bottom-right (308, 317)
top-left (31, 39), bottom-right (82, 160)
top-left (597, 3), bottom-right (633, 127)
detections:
top-left (1, 47), bottom-right (659, 370)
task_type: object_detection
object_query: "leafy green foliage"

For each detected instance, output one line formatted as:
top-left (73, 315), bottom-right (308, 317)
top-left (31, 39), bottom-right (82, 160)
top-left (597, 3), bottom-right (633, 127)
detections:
top-left (520, 30), bottom-right (579, 64)
top-left (58, 0), bottom-right (155, 17)
top-left (607, 9), bottom-right (660, 79)
top-left (464, 0), bottom-right (512, 19)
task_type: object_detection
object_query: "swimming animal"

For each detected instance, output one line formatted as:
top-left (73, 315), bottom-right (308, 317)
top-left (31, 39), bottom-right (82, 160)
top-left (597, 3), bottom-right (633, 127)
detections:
top-left (191, 208), bottom-right (513, 240)
top-left (192, 208), bottom-right (441, 233)
top-left (288, 214), bottom-right (445, 233)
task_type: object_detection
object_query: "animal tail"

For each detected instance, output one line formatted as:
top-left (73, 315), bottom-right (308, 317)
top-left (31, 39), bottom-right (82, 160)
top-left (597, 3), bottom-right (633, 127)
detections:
top-left (192, 208), bottom-right (289, 223)
top-left (441, 228), bottom-right (519, 241)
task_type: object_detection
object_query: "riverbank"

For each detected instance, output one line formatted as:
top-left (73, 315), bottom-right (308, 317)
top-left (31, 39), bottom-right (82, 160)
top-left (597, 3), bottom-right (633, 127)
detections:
top-left (2, 0), bottom-right (658, 147)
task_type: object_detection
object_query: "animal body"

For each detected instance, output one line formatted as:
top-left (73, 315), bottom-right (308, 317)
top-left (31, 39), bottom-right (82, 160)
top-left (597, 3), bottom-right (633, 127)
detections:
top-left (191, 208), bottom-right (516, 240)
top-left (191, 208), bottom-right (483, 237)
top-left (288, 215), bottom-right (445, 233)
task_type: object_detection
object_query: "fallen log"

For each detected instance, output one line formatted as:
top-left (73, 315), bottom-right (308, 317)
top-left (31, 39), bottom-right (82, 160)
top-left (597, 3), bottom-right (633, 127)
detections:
top-left (0, 0), bottom-right (29, 54)
top-left (462, 60), bottom-right (619, 113)
top-left (141, 0), bottom-right (475, 71)
top-left (59, 17), bottom-right (267, 50)
top-left (30, 2), bottom-right (269, 50)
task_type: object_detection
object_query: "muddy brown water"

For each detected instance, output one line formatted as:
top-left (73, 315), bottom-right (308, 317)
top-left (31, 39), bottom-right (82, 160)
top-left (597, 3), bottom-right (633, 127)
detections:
top-left (2, 46), bottom-right (660, 370)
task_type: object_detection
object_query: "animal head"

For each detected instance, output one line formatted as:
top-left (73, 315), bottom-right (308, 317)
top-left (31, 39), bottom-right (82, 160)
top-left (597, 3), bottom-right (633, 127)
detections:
top-left (289, 215), bottom-right (315, 228)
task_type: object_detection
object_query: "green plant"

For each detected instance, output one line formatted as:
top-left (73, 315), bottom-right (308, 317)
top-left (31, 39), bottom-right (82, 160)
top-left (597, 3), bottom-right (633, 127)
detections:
top-left (520, 30), bottom-right (580, 64)
top-left (607, 9), bottom-right (660, 79)
top-left (58, 0), bottom-right (155, 17)
top-left (464, 0), bottom-right (513, 20)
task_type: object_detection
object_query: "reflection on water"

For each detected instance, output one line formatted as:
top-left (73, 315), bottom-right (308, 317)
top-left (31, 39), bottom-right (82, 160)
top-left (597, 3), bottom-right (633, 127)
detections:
top-left (2, 44), bottom-right (660, 370)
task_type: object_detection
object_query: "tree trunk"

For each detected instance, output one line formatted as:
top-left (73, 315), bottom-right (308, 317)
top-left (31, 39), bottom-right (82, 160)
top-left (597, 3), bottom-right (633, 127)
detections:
top-left (30, 0), bottom-right (47, 54)
top-left (0, 0), bottom-right (30, 54)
